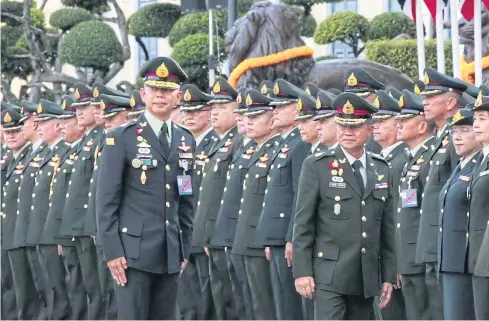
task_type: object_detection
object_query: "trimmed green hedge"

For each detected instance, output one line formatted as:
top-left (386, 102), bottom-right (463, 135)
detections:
top-left (168, 9), bottom-right (228, 47)
top-left (49, 8), bottom-right (92, 30)
top-left (30, 7), bottom-right (45, 29)
top-left (366, 40), bottom-right (453, 80)
top-left (314, 11), bottom-right (369, 45)
top-left (60, 0), bottom-right (107, 11)
top-left (368, 12), bottom-right (416, 40)
top-left (288, 6), bottom-right (317, 38)
top-left (1, 26), bottom-right (24, 50)
top-left (128, 3), bottom-right (181, 38)
top-left (1, 46), bottom-right (33, 78)
top-left (1, 1), bottom-right (24, 26)
top-left (59, 20), bottom-right (122, 69)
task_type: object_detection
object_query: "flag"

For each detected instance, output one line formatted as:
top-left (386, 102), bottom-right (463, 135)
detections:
top-left (424, 0), bottom-right (449, 23)
top-left (460, 0), bottom-right (489, 21)
top-left (399, 0), bottom-right (417, 22)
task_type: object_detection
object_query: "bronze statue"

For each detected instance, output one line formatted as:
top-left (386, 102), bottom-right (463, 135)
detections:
top-left (226, 1), bottom-right (413, 90)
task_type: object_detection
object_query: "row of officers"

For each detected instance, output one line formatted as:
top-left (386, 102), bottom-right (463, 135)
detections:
top-left (1, 56), bottom-right (489, 320)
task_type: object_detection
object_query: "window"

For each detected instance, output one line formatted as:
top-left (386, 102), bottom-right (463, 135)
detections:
top-left (330, 0), bottom-right (358, 58)
top-left (388, 0), bottom-right (402, 12)
top-left (138, 0), bottom-right (158, 67)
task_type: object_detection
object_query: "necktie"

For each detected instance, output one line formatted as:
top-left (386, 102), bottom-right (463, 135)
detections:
top-left (352, 160), bottom-right (365, 196)
top-left (159, 123), bottom-right (170, 156)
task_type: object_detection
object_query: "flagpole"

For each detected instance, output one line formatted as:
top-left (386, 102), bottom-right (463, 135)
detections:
top-left (417, 0), bottom-right (426, 79)
top-left (436, 5), bottom-right (445, 73)
top-left (450, 0), bottom-right (460, 78)
top-left (474, 0), bottom-right (483, 85)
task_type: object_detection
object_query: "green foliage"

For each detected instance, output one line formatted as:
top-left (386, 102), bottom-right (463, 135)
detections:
top-left (30, 7), bottom-right (45, 29)
top-left (366, 40), bottom-right (453, 80)
top-left (168, 9), bottom-right (228, 47)
top-left (171, 33), bottom-right (226, 90)
top-left (1, 1), bottom-right (24, 26)
top-left (316, 54), bottom-right (339, 61)
top-left (314, 11), bottom-right (369, 56)
top-left (49, 8), bottom-right (92, 30)
top-left (1, 46), bottom-right (33, 78)
top-left (368, 12), bottom-right (416, 40)
top-left (282, 0), bottom-right (342, 5)
top-left (238, 0), bottom-right (261, 15)
top-left (288, 6), bottom-right (317, 38)
top-left (60, 20), bottom-right (123, 69)
top-left (60, 0), bottom-right (108, 11)
top-left (128, 3), bottom-right (181, 38)
top-left (1, 26), bottom-right (24, 49)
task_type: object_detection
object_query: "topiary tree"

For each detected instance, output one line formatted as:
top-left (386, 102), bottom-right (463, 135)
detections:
top-left (314, 11), bottom-right (369, 57)
top-left (368, 12), bottom-right (416, 40)
top-left (288, 6), bottom-right (317, 38)
top-left (60, 0), bottom-right (107, 12)
top-left (49, 8), bottom-right (92, 31)
top-left (60, 20), bottom-right (123, 70)
top-left (172, 33), bottom-right (226, 91)
top-left (281, 0), bottom-right (342, 16)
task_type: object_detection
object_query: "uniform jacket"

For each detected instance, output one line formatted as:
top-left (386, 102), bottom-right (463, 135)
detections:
top-left (1, 148), bottom-right (12, 191)
top-left (383, 142), bottom-right (408, 210)
top-left (1, 144), bottom-right (31, 250)
top-left (58, 126), bottom-right (104, 237)
top-left (26, 140), bottom-right (70, 245)
top-left (190, 128), bottom-right (217, 253)
top-left (468, 153), bottom-right (489, 275)
top-left (210, 139), bottom-right (257, 248)
top-left (256, 128), bottom-right (310, 246)
top-left (438, 153), bottom-right (478, 273)
top-left (39, 144), bottom-right (81, 247)
top-left (97, 115), bottom-right (195, 275)
top-left (191, 126), bottom-right (243, 247)
top-left (231, 135), bottom-right (281, 257)
top-left (292, 146), bottom-right (396, 298)
top-left (13, 142), bottom-right (49, 249)
top-left (395, 138), bottom-right (434, 275)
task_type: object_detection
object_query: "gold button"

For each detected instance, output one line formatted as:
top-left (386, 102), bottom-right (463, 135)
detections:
top-left (245, 174), bottom-right (249, 179)
top-left (224, 187), bottom-right (227, 192)
top-left (32, 193), bottom-right (35, 198)
top-left (199, 186), bottom-right (203, 191)
top-left (262, 202), bottom-right (265, 207)
top-left (203, 173), bottom-right (206, 177)
top-left (267, 176), bottom-right (271, 182)
top-left (265, 189), bottom-right (268, 194)
top-left (466, 233), bottom-right (469, 238)
top-left (166, 165), bottom-right (170, 171)
top-left (397, 223), bottom-right (400, 228)
top-left (318, 252), bottom-right (323, 257)
top-left (361, 201), bottom-right (366, 206)
top-left (66, 193), bottom-right (69, 198)
top-left (381, 197), bottom-right (385, 201)
top-left (362, 216), bottom-right (366, 222)
top-left (122, 227), bottom-right (127, 233)
top-left (198, 201), bottom-right (201, 206)
top-left (271, 165), bottom-right (274, 169)
top-left (166, 184), bottom-right (170, 190)
top-left (31, 205), bottom-right (34, 210)
top-left (84, 204), bottom-right (88, 208)
top-left (361, 248), bottom-right (366, 254)
top-left (221, 200), bottom-right (224, 205)
top-left (57, 168), bottom-right (61, 172)
top-left (166, 220), bottom-right (169, 226)
top-left (335, 196), bottom-right (340, 202)
top-left (280, 213), bottom-right (284, 218)
top-left (166, 202), bottom-right (170, 208)
top-left (439, 227), bottom-right (442, 232)
top-left (241, 198), bottom-right (244, 203)
top-left (49, 203), bottom-right (52, 207)
top-left (362, 232), bottom-right (367, 238)
top-left (239, 210), bottom-right (242, 215)
top-left (88, 192), bottom-right (92, 197)
top-left (142, 165), bottom-right (147, 171)
top-left (397, 208), bottom-right (401, 213)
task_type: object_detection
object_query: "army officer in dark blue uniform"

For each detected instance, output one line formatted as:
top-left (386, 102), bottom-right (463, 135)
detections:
top-left (97, 57), bottom-right (195, 320)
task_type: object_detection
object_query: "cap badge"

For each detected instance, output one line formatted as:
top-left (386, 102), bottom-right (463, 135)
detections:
top-left (414, 84), bottom-right (421, 95)
top-left (347, 73), bottom-right (358, 86)
top-left (130, 95), bottom-right (136, 107)
top-left (373, 97), bottom-right (380, 107)
top-left (183, 89), bottom-right (192, 102)
top-left (316, 98), bottom-right (321, 109)
top-left (245, 94), bottom-right (253, 106)
top-left (100, 100), bottom-right (106, 110)
top-left (213, 81), bottom-right (221, 93)
top-left (156, 62), bottom-right (169, 78)
top-left (236, 94), bottom-right (243, 104)
top-left (61, 100), bottom-right (67, 110)
top-left (305, 87), bottom-right (311, 95)
top-left (297, 98), bottom-right (303, 111)
top-left (423, 72), bottom-right (430, 85)
top-left (261, 84), bottom-right (268, 94)
top-left (4, 112), bottom-right (12, 123)
top-left (273, 83), bottom-right (280, 95)
top-left (93, 87), bottom-right (100, 98)
top-left (388, 92), bottom-right (393, 98)
top-left (75, 88), bottom-right (80, 99)
top-left (342, 100), bottom-right (354, 115)
top-left (37, 103), bottom-right (43, 113)
top-left (398, 96), bottom-right (404, 107)
top-left (451, 111), bottom-right (464, 125)
top-left (475, 90), bottom-right (483, 108)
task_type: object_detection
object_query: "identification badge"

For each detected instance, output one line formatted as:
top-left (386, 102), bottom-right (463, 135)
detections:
top-left (375, 182), bottom-right (388, 189)
top-left (218, 147), bottom-right (229, 153)
top-left (459, 175), bottom-right (471, 182)
top-left (241, 154), bottom-right (251, 159)
top-left (438, 148), bottom-right (446, 154)
top-left (401, 189), bottom-right (418, 208)
top-left (177, 175), bottom-right (193, 195)
top-left (329, 182), bottom-right (346, 188)
top-left (279, 153), bottom-right (287, 159)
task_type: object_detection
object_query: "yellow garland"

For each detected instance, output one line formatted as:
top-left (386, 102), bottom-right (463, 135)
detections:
top-left (228, 46), bottom-right (314, 88)
top-left (460, 55), bottom-right (489, 84)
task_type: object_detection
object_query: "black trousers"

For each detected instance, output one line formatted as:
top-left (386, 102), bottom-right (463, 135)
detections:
top-left (442, 272), bottom-right (475, 320)
top-left (95, 241), bottom-right (117, 320)
top-left (270, 246), bottom-right (303, 319)
top-left (314, 289), bottom-right (374, 320)
top-left (116, 268), bottom-right (179, 320)
top-left (401, 273), bottom-right (429, 320)
top-left (208, 248), bottom-right (237, 320)
top-left (8, 248), bottom-right (40, 319)
top-left (228, 252), bottom-right (254, 320)
top-left (37, 245), bottom-right (70, 320)
top-left (377, 288), bottom-right (406, 320)
top-left (1, 249), bottom-right (17, 320)
top-left (244, 255), bottom-right (276, 320)
top-left (424, 262), bottom-right (443, 320)
top-left (25, 246), bottom-right (49, 319)
top-left (178, 252), bottom-right (215, 320)
top-left (472, 275), bottom-right (489, 320)
top-left (62, 245), bottom-right (88, 320)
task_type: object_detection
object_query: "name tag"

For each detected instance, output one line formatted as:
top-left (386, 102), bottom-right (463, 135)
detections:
top-left (401, 189), bottom-right (418, 208)
top-left (256, 162), bottom-right (267, 168)
top-left (480, 170), bottom-right (489, 177)
top-left (29, 162), bottom-right (40, 168)
top-left (14, 169), bottom-right (22, 175)
top-left (241, 154), bottom-right (251, 159)
top-left (375, 182), bottom-right (388, 189)
top-left (66, 160), bottom-right (74, 165)
top-left (279, 153), bottom-right (288, 159)
top-left (177, 175), bottom-right (192, 195)
top-left (459, 175), bottom-right (471, 182)
top-left (410, 165), bottom-right (420, 171)
top-left (438, 149), bottom-right (446, 154)
top-left (83, 146), bottom-right (91, 152)
top-left (329, 182), bottom-right (346, 188)
top-left (219, 147), bottom-right (229, 153)
top-left (179, 153), bottom-right (193, 159)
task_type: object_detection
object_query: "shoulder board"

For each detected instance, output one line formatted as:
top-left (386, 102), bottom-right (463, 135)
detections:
top-left (313, 150), bottom-right (334, 161)
top-left (369, 152), bottom-right (388, 163)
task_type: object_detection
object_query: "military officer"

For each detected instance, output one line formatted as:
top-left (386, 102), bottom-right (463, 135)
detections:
top-left (469, 94), bottom-right (489, 320)
top-left (192, 77), bottom-right (243, 320)
top-left (394, 90), bottom-right (435, 320)
top-left (210, 88), bottom-right (256, 320)
top-left (438, 107), bottom-right (480, 320)
top-left (11, 100), bottom-right (50, 319)
top-left (1, 109), bottom-right (31, 319)
top-left (59, 82), bottom-right (105, 319)
top-left (100, 93), bottom-right (133, 131)
top-left (232, 88), bottom-right (280, 320)
top-left (39, 96), bottom-right (88, 319)
top-left (128, 90), bottom-right (146, 119)
top-left (92, 82), bottom-right (128, 129)
top-left (314, 90), bottom-right (338, 150)
top-left (97, 57), bottom-right (195, 320)
top-left (416, 67), bottom-right (469, 320)
top-left (293, 93), bottom-right (396, 320)
top-left (177, 84), bottom-right (217, 320)
top-left (296, 93), bottom-right (323, 153)
top-left (343, 67), bottom-right (385, 154)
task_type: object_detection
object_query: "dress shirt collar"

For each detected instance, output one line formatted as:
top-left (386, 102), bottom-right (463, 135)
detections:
top-left (144, 110), bottom-right (172, 139)
top-left (341, 146), bottom-right (366, 169)
top-left (381, 141), bottom-right (403, 158)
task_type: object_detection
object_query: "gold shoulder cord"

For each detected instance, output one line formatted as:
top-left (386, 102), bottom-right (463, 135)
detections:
top-left (49, 158), bottom-right (61, 199)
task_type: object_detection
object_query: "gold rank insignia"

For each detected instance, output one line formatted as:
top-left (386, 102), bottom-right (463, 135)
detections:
top-left (305, 87), bottom-right (311, 95)
top-left (342, 100), bottom-right (354, 115)
top-left (377, 173), bottom-right (384, 181)
top-left (451, 111), bottom-right (464, 125)
top-left (106, 137), bottom-right (115, 145)
top-left (388, 92), bottom-right (393, 98)
top-left (414, 84), bottom-right (421, 95)
top-left (37, 103), bottom-right (43, 113)
top-left (100, 100), bottom-right (106, 110)
top-left (246, 94), bottom-right (253, 106)
top-left (373, 97), bottom-right (380, 107)
top-left (347, 72), bottom-right (358, 86)
top-left (93, 86), bottom-right (100, 98)
top-left (442, 137), bottom-right (449, 147)
top-left (398, 96), bottom-right (404, 107)
top-left (260, 154), bottom-right (269, 162)
top-left (261, 84), bottom-right (268, 94)
top-left (75, 88), bottom-right (80, 99)
top-left (339, 158), bottom-right (347, 164)
top-left (297, 98), bottom-right (303, 111)
top-left (273, 83), bottom-right (280, 95)
top-left (130, 95), bottom-right (136, 107)
top-left (213, 81), bottom-right (221, 93)
top-left (156, 62), bottom-right (169, 78)
top-left (423, 72), bottom-right (430, 85)
top-left (178, 144), bottom-right (191, 152)
top-left (196, 153), bottom-right (207, 160)
top-left (225, 139), bottom-right (232, 146)
top-left (3, 112), bottom-right (12, 123)
top-left (61, 100), bottom-right (67, 110)
top-left (236, 95), bottom-right (242, 104)
top-left (475, 91), bottom-right (483, 108)
top-left (316, 98), bottom-right (321, 109)
top-left (183, 89), bottom-right (192, 101)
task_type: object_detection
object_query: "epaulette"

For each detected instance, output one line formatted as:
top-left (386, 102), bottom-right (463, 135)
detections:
top-left (314, 150), bottom-right (335, 161)
top-left (369, 152), bottom-right (388, 164)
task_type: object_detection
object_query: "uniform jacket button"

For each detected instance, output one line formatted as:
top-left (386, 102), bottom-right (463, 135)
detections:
top-left (122, 227), bottom-right (127, 233)
top-left (166, 220), bottom-right (169, 226)
top-left (318, 252), bottom-right (323, 257)
top-left (362, 232), bottom-right (367, 238)
top-left (361, 248), bottom-right (366, 254)
top-left (280, 213), bottom-right (284, 218)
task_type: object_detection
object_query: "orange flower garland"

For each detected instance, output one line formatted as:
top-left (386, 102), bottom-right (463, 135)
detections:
top-left (460, 55), bottom-right (489, 84)
top-left (228, 46), bottom-right (314, 88)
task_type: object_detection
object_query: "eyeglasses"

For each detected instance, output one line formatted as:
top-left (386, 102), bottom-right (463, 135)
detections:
top-left (449, 127), bottom-right (474, 135)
